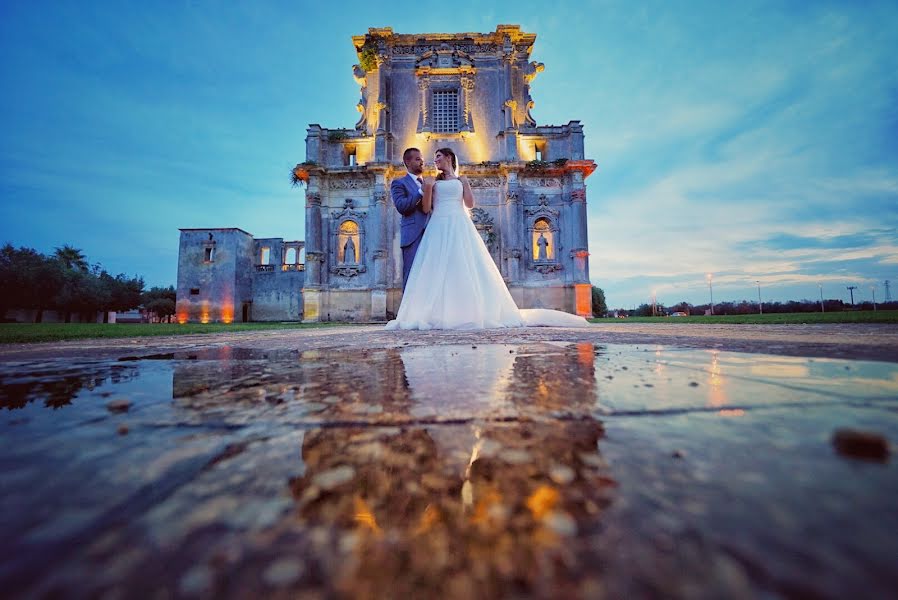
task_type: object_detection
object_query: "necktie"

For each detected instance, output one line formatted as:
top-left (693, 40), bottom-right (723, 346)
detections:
top-left (416, 177), bottom-right (423, 187)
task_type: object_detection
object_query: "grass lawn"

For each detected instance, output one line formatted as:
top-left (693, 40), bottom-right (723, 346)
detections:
top-left (0, 322), bottom-right (353, 344)
top-left (589, 310), bottom-right (898, 324)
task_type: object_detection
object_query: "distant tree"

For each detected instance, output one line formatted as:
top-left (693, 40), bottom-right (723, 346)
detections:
top-left (671, 301), bottom-right (692, 315)
top-left (97, 270), bottom-right (144, 322)
top-left (0, 244), bottom-right (66, 322)
top-left (635, 303), bottom-right (667, 317)
top-left (142, 286), bottom-right (176, 322)
top-left (591, 286), bottom-right (607, 317)
top-left (53, 245), bottom-right (88, 272)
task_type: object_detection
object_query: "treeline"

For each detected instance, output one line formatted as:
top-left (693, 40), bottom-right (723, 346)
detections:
top-left (615, 298), bottom-right (898, 317)
top-left (0, 244), bottom-right (176, 323)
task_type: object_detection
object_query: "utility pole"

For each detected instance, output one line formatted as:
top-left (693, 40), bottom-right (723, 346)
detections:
top-left (819, 283), bottom-right (824, 313)
top-left (872, 286), bottom-right (877, 311)
top-left (847, 285), bottom-right (857, 307)
top-left (756, 280), bottom-right (762, 314)
top-left (885, 280), bottom-right (892, 303)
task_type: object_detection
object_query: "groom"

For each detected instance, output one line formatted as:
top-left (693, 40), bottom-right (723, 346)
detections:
top-left (391, 147), bottom-right (428, 290)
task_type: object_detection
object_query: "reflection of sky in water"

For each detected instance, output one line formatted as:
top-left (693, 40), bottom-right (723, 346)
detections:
top-left (593, 347), bottom-right (898, 414)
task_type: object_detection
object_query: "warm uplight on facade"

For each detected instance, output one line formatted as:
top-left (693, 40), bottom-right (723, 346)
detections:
top-left (574, 284), bottom-right (592, 317)
top-left (177, 313), bottom-right (188, 324)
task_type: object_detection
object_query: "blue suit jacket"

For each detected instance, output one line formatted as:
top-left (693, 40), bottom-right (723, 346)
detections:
top-left (391, 174), bottom-right (429, 248)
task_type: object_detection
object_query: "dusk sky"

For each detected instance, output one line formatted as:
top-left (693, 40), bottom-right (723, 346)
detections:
top-left (1, 1), bottom-right (896, 310)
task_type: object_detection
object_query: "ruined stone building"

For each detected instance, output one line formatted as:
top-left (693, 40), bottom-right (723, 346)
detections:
top-left (176, 25), bottom-right (596, 323)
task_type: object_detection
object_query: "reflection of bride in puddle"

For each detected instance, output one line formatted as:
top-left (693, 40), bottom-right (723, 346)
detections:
top-left (288, 343), bottom-right (615, 597)
top-left (399, 345), bottom-right (518, 419)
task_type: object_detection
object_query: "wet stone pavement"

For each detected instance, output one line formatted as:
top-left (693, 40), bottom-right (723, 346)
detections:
top-left (1, 336), bottom-right (897, 599)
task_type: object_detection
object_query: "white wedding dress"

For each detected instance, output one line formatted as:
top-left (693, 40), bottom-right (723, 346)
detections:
top-left (386, 178), bottom-right (589, 330)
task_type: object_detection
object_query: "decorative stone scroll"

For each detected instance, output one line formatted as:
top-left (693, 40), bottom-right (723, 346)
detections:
top-left (470, 208), bottom-right (496, 249)
top-left (525, 195), bottom-right (559, 219)
top-left (393, 43), bottom-right (500, 56)
top-left (329, 178), bottom-right (369, 190)
top-left (468, 177), bottom-right (504, 189)
top-left (331, 264), bottom-right (367, 277)
top-left (533, 263), bottom-right (563, 275)
top-left (522, 177), bottom-right (561, 188)
top-left (330, 198), bottom-right (367, 221)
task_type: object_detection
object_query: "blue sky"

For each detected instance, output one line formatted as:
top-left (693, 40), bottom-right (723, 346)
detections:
top-left (1, 1), bottom-right (896, 309)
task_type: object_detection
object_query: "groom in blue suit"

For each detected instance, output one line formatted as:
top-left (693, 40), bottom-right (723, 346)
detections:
top-left (391, 147), bottom-right (429, 290)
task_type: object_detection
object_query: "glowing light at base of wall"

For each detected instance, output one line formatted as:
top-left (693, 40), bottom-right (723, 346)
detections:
top-left (574, 284), bottom-right (592, 317)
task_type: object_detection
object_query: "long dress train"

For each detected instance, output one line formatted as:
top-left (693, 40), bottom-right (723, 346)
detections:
top-left (385, 179), bottom-right (589, 330)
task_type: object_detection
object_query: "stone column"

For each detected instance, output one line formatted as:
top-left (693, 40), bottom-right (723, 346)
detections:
top-left (460, 73), bottom-right (474, 132)
top-left (504, 172), bottom-right (522, 283)
top-left (306, 125), bottom-right (323, 165)
top-left (569, 180), bottom-right (589, 284)
top-left (374, 53), bottom-right (390, 161)
top-left (302, 187), bottom-right (323, 323)
top-left (569, 121), bottom-right (585, 160)
top-left (304, 189), bottom-right (323, 288)
top-left (418, 76), bottom-right (430, 133)
top-left (367, 171), bottom-right (388, 320)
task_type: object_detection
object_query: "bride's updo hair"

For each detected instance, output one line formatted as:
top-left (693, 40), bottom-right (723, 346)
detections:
top-left (435, 147), bottom-right (458, 181)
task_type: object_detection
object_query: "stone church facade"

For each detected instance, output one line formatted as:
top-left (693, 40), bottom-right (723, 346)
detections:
top-left (176, 25), bottom-right (596, 323)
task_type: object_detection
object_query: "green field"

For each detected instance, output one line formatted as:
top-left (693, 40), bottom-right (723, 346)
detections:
top-left (589, 310), bottom-right (898, 324)
top-left (2, 310), bottom-right (895, 344)
top-left (0, 322), bottom-right (348, 344)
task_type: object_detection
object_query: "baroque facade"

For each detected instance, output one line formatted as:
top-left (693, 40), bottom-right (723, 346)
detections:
top-left (176, 25), bottom-right (595, 323)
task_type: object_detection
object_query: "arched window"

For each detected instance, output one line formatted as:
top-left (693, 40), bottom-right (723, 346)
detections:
top-left (532, 218), bottom-right (554, 261)
top-left (285, 247), bottom-right (297, 264)
top-left (338, 220), bottom-right (360, 264)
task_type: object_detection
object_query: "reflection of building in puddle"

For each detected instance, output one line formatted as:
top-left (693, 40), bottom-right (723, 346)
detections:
top-left (170, 348), bottom-right (412, 415)
top-left (287, 343), bottom-right (613, 596)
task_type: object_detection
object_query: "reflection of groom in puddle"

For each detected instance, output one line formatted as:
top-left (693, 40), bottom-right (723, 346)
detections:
top-left (391, 147), bottom-right (428, 290)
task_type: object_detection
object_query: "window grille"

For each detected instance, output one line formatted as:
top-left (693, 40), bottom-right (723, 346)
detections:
top-left (432, 89), bottom-right (459, 133)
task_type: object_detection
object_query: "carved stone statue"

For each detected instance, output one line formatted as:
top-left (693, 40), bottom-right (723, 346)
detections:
top-left (352, 64), bottom-right (368, 131)
top-left (537, 233), bottom-right (549, 261)
top-left (523, 61), bottom-right (544, 127)
top-left (343, 237), bottom-right (357, 264)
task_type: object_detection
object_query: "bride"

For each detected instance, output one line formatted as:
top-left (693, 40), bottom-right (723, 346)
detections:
top-left (386, 148), bottom-right (589, 330)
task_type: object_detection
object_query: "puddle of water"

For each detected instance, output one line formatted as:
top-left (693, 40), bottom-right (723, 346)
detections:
top-left (0, 343), bottom-right (896, 598)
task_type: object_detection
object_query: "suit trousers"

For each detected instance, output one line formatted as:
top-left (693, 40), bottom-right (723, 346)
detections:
top-left (401, 230), bottom-right (425, 291)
